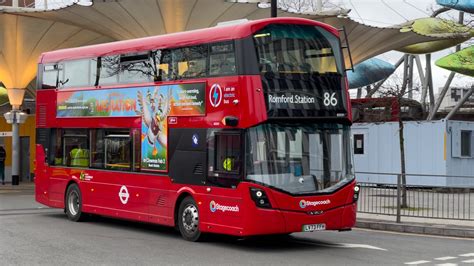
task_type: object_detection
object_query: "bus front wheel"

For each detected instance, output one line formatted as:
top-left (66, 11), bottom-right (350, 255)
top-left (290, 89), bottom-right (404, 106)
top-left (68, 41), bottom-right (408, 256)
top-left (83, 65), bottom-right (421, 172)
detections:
top-left (178, 197), bottom-right (202, 241)
top-left (65, 183), bottom-right (85, 222)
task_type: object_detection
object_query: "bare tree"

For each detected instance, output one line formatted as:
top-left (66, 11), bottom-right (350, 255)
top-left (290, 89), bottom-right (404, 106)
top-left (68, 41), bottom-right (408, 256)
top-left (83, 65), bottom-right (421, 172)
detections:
top-left (277, 0), bottom-right (343, 13)
top-left (375, 76), bottom-right (422, 208)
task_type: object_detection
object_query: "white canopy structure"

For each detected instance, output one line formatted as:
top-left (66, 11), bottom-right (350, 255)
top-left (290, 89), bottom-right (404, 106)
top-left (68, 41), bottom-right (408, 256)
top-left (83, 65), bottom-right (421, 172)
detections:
top-left (0, 0), bottom-right (469, 93)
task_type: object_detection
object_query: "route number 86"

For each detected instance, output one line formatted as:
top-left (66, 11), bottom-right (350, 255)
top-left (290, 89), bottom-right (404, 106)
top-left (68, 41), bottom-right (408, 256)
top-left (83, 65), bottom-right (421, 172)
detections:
top-left (323, 92), bottom-right (338, 107)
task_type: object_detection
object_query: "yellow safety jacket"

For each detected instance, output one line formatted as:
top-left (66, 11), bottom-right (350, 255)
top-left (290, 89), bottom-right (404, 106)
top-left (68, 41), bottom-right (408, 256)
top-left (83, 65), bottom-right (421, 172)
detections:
top-left (70, 148), bottom-right (89, 167)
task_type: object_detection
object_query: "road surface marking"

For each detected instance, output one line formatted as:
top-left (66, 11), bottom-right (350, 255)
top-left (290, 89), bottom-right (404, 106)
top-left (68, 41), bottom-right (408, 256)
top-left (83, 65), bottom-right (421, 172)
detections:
top-left (404, 261), bottom-right (431, 265)
top-left (435, 257), bottom-right (457, 261)
top-left (460, 253), bottom-right (474, 257)
top-left (354, 228), bottom-right (474, 241)
top-left (435, 263), bottom-right (457, 266)
top-left (339, 243), bottom-right (387, 251)
top-left (461, 259), bottom-right (474, 263)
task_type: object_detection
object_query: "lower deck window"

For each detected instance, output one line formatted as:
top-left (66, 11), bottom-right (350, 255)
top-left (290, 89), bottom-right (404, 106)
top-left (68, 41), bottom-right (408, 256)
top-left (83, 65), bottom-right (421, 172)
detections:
top-left (105, 135), bottom-right (132, 171)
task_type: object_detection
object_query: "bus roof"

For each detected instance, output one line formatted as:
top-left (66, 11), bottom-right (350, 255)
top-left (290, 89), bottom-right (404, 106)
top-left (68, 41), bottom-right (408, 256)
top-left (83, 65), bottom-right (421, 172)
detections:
top-left (40, 17), bottom-right (338, 64)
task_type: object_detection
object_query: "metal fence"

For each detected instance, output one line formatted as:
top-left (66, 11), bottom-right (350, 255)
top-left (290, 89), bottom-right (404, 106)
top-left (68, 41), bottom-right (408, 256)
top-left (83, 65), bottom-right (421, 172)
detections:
top-left (356, 172), bottom-right (474, 222)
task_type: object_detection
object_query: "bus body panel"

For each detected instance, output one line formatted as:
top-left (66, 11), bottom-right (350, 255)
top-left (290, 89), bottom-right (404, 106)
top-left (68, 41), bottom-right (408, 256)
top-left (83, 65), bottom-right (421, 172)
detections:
top-left (35, 17), bottom-right (357, 238)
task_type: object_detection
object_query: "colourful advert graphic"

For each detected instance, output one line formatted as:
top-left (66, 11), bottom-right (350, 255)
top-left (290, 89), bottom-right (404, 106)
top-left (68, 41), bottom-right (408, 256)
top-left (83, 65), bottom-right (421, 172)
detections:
top-left (57, 83), bottom-right (205, 171)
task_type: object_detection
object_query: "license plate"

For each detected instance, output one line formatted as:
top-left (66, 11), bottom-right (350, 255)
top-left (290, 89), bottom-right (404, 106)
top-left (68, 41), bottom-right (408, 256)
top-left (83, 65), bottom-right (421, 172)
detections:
top-left (302, 223), bottom-right (326, 232)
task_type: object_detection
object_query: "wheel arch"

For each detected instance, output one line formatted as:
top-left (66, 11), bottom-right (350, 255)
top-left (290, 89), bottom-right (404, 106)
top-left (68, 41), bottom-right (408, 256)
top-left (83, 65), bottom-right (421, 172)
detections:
top-left (173, 188), bottom-right (196, 227)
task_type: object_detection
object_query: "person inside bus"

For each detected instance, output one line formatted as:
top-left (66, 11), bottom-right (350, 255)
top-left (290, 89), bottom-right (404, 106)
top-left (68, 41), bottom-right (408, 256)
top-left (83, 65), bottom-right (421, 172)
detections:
top-left (69, 144), bottom-right (89, 167)
top-left (183, 60), bottom-right (204, 78)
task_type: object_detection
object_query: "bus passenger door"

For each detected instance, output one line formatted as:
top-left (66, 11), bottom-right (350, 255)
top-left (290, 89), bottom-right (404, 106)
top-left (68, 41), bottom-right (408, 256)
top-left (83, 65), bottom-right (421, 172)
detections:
top-left (202, 130), bottom-right (244, 234)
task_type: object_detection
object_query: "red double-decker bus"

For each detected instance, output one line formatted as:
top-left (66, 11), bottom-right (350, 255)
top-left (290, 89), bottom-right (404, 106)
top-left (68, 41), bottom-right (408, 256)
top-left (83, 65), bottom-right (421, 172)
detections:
top-left (35, 17), bottom-right (358, 241)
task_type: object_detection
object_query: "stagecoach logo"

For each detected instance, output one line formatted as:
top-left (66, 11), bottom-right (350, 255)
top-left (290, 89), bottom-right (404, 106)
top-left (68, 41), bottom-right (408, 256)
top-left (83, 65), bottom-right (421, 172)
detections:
top-left (209, 84), bottom-right (222, 108)
top-left (119, 185), bottom-right (130, 205)
top-left (209, 200), bottom-right (240, 213)
top-left (299, 199), bottom-right (331, 208)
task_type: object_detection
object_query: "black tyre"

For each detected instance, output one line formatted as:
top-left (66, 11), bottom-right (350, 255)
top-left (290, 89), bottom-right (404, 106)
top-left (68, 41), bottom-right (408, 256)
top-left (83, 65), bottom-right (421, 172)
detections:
top-left (65, 183), bottom-right (85, 222)
top-left (177, 197), bottom-right (202, 241)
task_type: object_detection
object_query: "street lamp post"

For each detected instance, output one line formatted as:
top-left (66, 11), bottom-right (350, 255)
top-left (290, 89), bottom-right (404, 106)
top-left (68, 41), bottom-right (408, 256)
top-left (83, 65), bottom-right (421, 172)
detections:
top-left (271, 0), bottom-right (277, 17)
top-left (3, 88), bottom-right (27, 186)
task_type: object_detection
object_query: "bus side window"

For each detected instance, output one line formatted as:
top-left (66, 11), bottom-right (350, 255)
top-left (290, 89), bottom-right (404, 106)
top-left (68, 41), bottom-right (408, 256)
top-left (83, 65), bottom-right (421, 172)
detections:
top-left (214, 132), bottom-right (241, 174)
top-left (173, 45), bottom-right (208, 79)
top-left (99, 55), bottom-right (120, 85)
top-left (207, 130), bottom-right (242, 188)
top-left (209, 41), bottom-right (236, 76)
top-left (104, 131), bottom-right (131, 171)
top-left (49, 129), bottom-right (63, 166)
top-left (119, 52), bottom-right (153, 84)
top-left (62, 59), bottom-right (95, 88)
top-left (151, 49), bottom-right (171, 82)
top-left (90, 129), bottom-right (105, 169)
top-left (42, 64), bottom-right (63, 89)
top-left (62, 129), bottom-right (89, 168)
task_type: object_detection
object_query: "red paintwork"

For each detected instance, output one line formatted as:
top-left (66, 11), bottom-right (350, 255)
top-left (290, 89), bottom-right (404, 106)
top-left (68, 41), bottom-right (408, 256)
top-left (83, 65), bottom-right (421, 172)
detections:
top-left (39, 17), bottom-right (339, 64)
top-left (35, 18), bottom-right (356, 237)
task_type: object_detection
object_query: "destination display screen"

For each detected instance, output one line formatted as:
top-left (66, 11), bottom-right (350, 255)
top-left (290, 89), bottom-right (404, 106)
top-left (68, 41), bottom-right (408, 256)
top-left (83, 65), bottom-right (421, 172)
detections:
top-left (263, 75), bottom-right (348, 118)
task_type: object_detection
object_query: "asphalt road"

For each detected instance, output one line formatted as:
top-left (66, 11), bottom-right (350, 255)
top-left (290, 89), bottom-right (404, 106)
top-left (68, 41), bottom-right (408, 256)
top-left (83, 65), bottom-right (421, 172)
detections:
top-left (1, 188), bottom-right (473, 265)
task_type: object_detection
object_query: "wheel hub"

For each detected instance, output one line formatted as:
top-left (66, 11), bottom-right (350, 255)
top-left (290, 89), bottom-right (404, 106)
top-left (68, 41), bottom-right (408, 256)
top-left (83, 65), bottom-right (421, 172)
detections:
top-left (68, 190), bottom-right (79, 216)
top-left (182, 204), bottom-right (198, 233)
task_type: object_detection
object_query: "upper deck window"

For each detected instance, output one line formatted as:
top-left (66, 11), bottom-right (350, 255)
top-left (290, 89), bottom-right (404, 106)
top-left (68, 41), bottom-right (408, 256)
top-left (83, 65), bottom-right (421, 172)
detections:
top-left (61, 59), bottom-right (96, 88)
top-left (253, 24), bottom-right (343, 75)
top-left (172, 45), bottom-right (208, 79)
top-left (39, 41), bottom-right (238, 90)
top-left (209, 42), bottom-right (236, 76)
top-left (42, 64), bottom-right (63, 89)
top-left (100, 55), bottom-right (120, 85)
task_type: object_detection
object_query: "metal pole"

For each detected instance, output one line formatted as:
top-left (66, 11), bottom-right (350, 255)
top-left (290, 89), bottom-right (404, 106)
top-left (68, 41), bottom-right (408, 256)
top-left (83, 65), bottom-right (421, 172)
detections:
top-left (445, 84), bottom-right (474, 120)
top-left (425, 54), bottom-right (435, 111)
top-left (427, 72), bottom-right (455, 120)
top-left (396, 174), bottom-right (401, 223)
top-left (271, 0), bottom-right (277, 18)
top-left (11, 109), bottom-right (20, 185)
top-left (400, 54), bottom-right (409, 95)
top-left (407, 55), bottom-right (414, 99)
top-left (414, 55), bottom-right (425, 83)
top-left (427, 12), bottom-right (464, 120)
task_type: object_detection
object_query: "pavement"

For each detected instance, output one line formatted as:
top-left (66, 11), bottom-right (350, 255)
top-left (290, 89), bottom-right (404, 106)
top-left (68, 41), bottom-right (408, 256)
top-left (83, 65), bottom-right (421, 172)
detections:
top-left (1, 182), bottom-right (473, 239)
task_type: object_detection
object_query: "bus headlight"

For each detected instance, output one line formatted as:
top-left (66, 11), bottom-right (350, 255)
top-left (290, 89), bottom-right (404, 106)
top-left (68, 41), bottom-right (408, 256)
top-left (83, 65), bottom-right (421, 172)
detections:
top-left (353, 184), bottom-right (360, 202)
top-left (249, 188), bottom-right (271, 208)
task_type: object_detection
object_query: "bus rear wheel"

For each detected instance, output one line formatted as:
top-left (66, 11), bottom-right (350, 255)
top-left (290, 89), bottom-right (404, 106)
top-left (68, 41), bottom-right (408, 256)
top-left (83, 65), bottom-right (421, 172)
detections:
top-left (65, 183), bottom-right (85, 222)
top-left (178, 197), bottom-right (202, 241)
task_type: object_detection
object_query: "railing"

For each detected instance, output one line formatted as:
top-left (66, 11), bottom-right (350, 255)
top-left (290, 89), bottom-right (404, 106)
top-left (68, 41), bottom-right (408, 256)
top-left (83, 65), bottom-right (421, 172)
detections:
top-left (356, 172), bottom-right (474, 222)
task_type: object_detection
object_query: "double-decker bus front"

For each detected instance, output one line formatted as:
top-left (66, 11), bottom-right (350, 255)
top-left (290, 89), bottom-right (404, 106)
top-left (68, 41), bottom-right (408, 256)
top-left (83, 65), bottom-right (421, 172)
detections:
top-left (34, 18), bottom-right (358, 241)
top-left (232, 21), bottom-right (358, 236)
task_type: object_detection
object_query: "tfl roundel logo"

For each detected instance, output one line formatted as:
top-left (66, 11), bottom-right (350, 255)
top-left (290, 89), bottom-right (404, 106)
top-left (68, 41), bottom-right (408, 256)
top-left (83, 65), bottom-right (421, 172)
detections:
top-left (209, 84), bottom-right (222, 108)
top-left (210, 200), bottom-right (217, 212)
